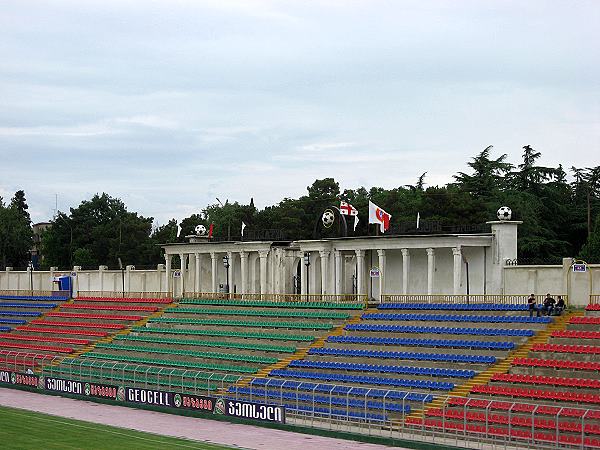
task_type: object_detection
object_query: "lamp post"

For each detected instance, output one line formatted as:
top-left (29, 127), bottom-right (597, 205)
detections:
top-left (222, 254), bottom-right (230, 294)
top-left (303, 252), bottom-right (311, 296)
top-left (118, 257), bottom-right (125, 298)
top-left (28, 261), bottom-right (34, 293)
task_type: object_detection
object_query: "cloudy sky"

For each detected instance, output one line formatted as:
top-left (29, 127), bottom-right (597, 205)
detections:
top-left (1, 0), bottom-right (598, 225)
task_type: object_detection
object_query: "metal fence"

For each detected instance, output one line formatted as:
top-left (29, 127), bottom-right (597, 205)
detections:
top-left (76, 291), bottom-right (172, 299)
top-left (183, 292), bottom-right (368, 306)
top-left (0, 289), bottom-right (70, 298)
top-left (380, 294), bottom-right (569, 306)
top-left (1, 352), bottom-right (598, 450)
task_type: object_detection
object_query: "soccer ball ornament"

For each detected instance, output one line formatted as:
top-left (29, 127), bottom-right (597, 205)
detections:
top-left (194, 224), bottom-right (207, 235)
top-left (322, 209), bottom-right (335, 228)
top-left (497, 206), bottom-right (512, 221)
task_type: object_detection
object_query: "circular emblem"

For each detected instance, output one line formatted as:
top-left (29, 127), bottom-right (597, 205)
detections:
top-left (174, 394), bottom-right (182, 408)
top-left (10, 373), bottom-right (16, 384)
top-left (38, 376), bottom-right (45, 390)
top-left (322, 209), bottom-right (335, 228)
top-left (214, 398), bottom-right (226, 415)
top-left (84, 383), bottom-right (91, 396)
top-left (116, 386), bottom-right (125, 402)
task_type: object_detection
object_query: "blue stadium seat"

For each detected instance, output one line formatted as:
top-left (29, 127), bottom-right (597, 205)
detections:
top-left (0, 303), bottom-right (57, 309)
top-left (361, 313), bottom-right (551, 323)
top-left (345, 323), bottom-right (534, 336)
top-left (378, 303), bottom-right (528, 311)
top-left (0, 318), bottom-right (27, 324)
top-left (327, 335), bottom-right (514, 350)
top-left (307, 347), bottom-right (495, 364)
top-left (0, 311), bottom-right (42, 317)
top-left (0, 326), bottom-right (11, 332)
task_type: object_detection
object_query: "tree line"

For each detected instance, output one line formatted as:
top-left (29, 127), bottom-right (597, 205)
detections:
top-left (2, 145), bottom-right (599, 269)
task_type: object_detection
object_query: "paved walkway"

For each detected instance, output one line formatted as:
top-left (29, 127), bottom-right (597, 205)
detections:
top-left (0, 388), bottom-right (401, 449)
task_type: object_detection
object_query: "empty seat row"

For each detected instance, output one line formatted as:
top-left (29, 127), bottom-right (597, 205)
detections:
top-left (571, 317), bottom-right (600, 325)
top-left (94, 343), bottom-right (279, 364)
top-left (133, 326), bottom-right (315, 342)
top-left (0, 295), bottom-right (68, 301)
top-left (308, 347), bottom-right (496, 364)
top-left (0, 326), bottom-right (10, 332)
top-left (250, 377), bottom-right (431, 401)
top-left (586, 304), bottom-right (600, 311)
top-left (288, 359), bottom-right (474, 378)
top-left (149, 317), bottom-right (332, 330)
top-left (447, 396), bottom-right (600, 419)
top-left (0, 333), bottom-right (89, 346)
top-left (404, 417), bottom-right (600, 447)
top-left (180, 298), bottom-right (363, 309)
top-left (327, 335), bottom-right (514, 350)
top-left (284, 364), bottom-right (453, 390)
top-left (0, 341), bottom-right (72, 353)
top-left (270, 368), bottom-right (438, 395)
top-left (76, 296), bottom-right (172, 303)
top-left (46, 312), bottom-right (142, 321)
top-left (229, 386), bottom-right (410, 412)
top-left (31, 320), bottom-right (125, 330)
top-left (471, 385), bottom-right (600, 404)
top-left (362, 313), bottom-right (550, 323)
top-left (0, 311), bottom-right (42, 317)
top-left (345, 323), bottom-right (534, 336)
top-left (513, 357), bottom-right (600, 371)
top-left (117, 335), bottom-right (296, 353)
top-left (82, 352), bottom-right (258, 373)
top-left (17, 326), bottom-right (108, 337)
top-left (532, 343), bottom-right (600, 355)
top-left (426, 408), bottom-right (600, 435)
top-left (165, 307), bottom-right (350, 320)
top-left (552, 330), bottom-right (600, 339)
top-left (379, 303), bottom-right (528, 311)
top-left (0, 318), bottom-right (26, 325)
top-left (63, 304), bottom-right (158, 312)
top-left (490, 373), bottom-right (600, 388)
top-left (0, 303), bottom-right (57, 308)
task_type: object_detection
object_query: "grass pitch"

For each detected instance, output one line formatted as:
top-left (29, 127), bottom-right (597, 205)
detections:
top-left (0, 405), bottom-right (234, 449)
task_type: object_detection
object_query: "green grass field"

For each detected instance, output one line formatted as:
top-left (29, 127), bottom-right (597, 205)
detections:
top-left (0, 406), bottom-right (234, 450)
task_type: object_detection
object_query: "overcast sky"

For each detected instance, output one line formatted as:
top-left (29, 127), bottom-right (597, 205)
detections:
top-left (1, 0), bottom-right (598, 225)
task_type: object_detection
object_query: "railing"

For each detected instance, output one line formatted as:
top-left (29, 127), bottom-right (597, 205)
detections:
top-left (1, 353), bottom-right (598, 450)
top-left (590, 295), bottom-right (600, 305)
top-left (0, 289), bottom-right (70, 298)
top-left (76, 291), bottom-right (171, 299)
top-left (380, 294), bottom-right (569, 305)
top-left (183, 292), bottom-right (368, 306)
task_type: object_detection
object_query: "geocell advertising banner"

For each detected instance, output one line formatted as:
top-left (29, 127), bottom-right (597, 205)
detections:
top-left (124, 387), bottom-right (215, 413)
top-left (0, 370), bottom-right (39, 388)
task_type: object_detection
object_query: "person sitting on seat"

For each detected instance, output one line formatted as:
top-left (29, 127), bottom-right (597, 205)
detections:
top-left (527, 294), bottom-right (539, 317)
top-left (542, 293), bottom-right (556, 316)
top-left (554, 296), bottom-right (566, 315)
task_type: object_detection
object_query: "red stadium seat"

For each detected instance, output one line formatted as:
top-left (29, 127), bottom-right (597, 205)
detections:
top-left (46, 312), bottom-right (142, 321)
top-left (512, 357), bottom-right (600, 371)
top-left (491, 372), bottom-right (600, 389)
top-left (570, 316), bottom-right (600, 325)
top-left (0, 333), bottom-right (89, 346)
top-left (0, 341), bottom-right (72, 353)
top-left (531, 343), bottom-right (600, 355)
top-left (30, 320), bottom-right (125, 329)
top-left (63, 304), bottom-right (158, 312)
top-left (15, 326), bottom-right (108, 337)
top-left (76, 296), bottom-right (172, 303)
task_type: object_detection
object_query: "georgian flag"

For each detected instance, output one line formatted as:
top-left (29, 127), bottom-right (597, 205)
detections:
top-left (368, 201), bottom-right (391, 233)
top-left (340, 201), bottom-right (359, 231)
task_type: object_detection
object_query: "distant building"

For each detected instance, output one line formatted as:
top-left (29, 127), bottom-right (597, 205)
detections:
top-left (31, 222), bottom-right (52, 268)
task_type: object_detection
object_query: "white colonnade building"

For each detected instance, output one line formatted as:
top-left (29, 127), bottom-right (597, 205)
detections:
top-left (161, 221), bottom-right (519, 300)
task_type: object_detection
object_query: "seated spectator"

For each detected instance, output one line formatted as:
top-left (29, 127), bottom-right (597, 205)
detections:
top-left (542, 293), bottom-right (556, 316)
top-left (527, 294), bottom-right (540, 317)
top-left (554, 296), bottom-right (566, 315)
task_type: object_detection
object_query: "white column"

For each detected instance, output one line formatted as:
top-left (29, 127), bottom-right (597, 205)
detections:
top-left (164, 254), bottom-right (172, 295)
top-left (401, 248), bottom-right (410, 295)
top-left (210, 252), bottom-right (217, 292)
top-left (319, 251), bottom-right (330, 295)
top-left (301, 255), bottom-right (308, 295)
top-left (179, 253), bottom-right (187, 296)
top-left (334, 250), bottom-right (343, 295)
top-left (453, 246), bottom-right (462, 295)
top-left (240, 251), bottom-right (248, 294)
top-left (227, 250), bottom-right (234, 294)
top-left (259, 250), bottom-right (268, 296)
top-left (426, 248), bottom-right (435, 295)
top-left (355, 250), bottom-right (365, 296)
top-left (194, 253), bottom-right (201, 293)
top-left (377, 249), bottom-right (386, 302)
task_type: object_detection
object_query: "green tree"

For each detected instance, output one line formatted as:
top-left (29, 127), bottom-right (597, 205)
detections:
top-left (0, 191), bottom-right (33, 268)
top-left (454, 146), bottom-right (512, 197)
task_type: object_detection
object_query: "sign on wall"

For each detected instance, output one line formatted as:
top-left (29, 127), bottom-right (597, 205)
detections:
top-left (572, 263), bottom-right (587, 273)
top-left (370, 267), bottom-right (380, 278)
